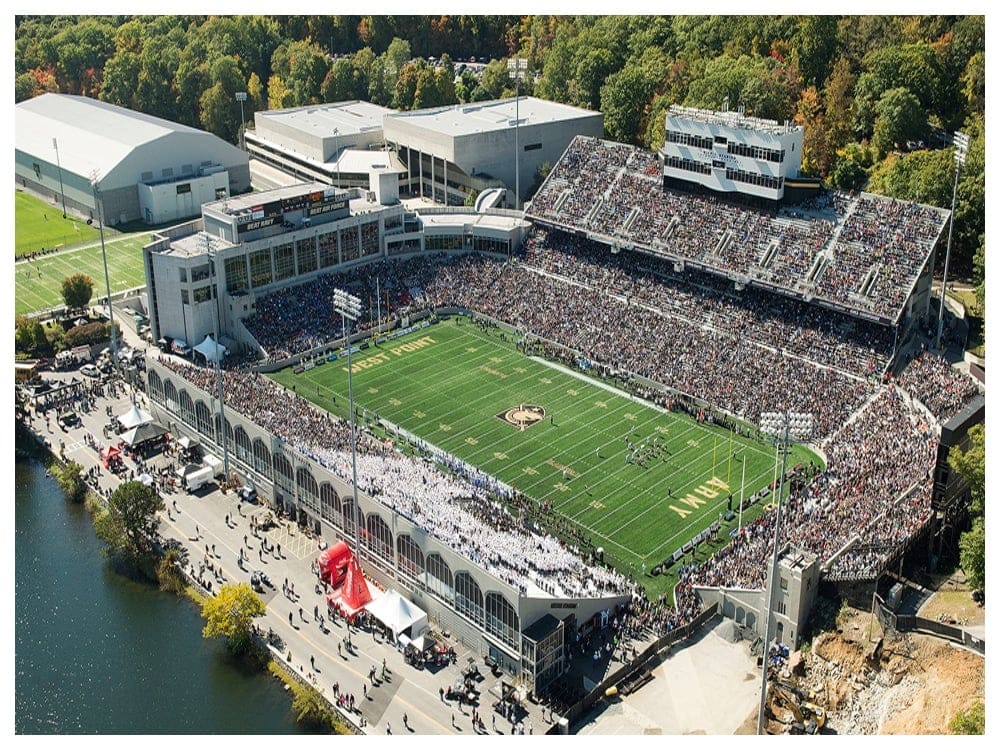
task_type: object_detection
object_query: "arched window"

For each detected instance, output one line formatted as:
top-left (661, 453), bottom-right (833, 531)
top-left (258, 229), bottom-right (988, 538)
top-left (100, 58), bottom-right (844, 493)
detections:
top-left (234, 426), bottom-right (252, 464)
top-left (163, 379), bottom-right (179, 413)
top-left (296, 466), bottom-right (319, 511)
top-left (485, 592), bottom-right (520, 649)
top-left (179, 390), bottom-right (195, 425)
top-left (147, 370), bottom-right (163, 403)
top-left (252, 438), bottom-right (272, 480)
top-left (340, 499), bottom-right (363, 539)
top-left (396, 534), bottom-right (424, 579)
top-left (365, 514), bottom-right (393, 563)
top-left (195, 400), bottom-right (213, 439)
top-left (273, 453), bottom-right (293, 494)
top-left (425, 553), bottom-right (454, 602)
top-left (320, 483), bottom-right (340, 524)
top-left (454, 572), bottom-right (484, 626)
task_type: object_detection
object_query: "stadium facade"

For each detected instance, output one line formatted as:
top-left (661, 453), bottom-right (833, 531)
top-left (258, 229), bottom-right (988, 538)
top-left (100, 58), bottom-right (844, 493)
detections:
top-left (15, 93), bottom-right (250, 226)
top-left (142, 178), bottom-right (528, 356)
top-left (143, 357), bottom-right (624, 689)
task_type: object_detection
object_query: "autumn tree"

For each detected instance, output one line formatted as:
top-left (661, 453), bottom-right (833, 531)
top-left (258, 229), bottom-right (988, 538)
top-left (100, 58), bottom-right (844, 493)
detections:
top-left (202, 583), bottom-right (266, 654)
top-left (61, 273), bottom-right (94, 312)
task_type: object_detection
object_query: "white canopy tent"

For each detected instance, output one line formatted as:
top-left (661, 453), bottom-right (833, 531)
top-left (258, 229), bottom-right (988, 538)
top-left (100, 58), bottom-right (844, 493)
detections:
top-left (364, 589), bottom-right (428, 642)
top-left (194, 334), bottom-right (227, 363)
top-left (118, 404), bottom-right (154, 429)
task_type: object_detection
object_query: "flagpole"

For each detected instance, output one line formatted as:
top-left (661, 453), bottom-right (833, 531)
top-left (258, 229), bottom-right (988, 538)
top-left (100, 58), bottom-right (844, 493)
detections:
top-left (727, 428), bottom-right (734, 487)
top-left (712, 436), bottom-right (717, 480)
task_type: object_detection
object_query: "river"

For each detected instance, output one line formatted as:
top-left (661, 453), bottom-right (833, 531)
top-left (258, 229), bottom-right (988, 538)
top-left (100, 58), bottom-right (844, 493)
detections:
top-left (14, 458), bottom-right (306, 734)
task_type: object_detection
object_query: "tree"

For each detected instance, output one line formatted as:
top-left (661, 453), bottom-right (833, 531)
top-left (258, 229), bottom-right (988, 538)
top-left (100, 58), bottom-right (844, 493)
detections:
top-left (949, 424), bottom-right (985, 592)
top-left (15, 315), bottom-right (48, 355)
top-left (871, 87), bottom-right (926, 158)
top-left (866, 148), bottom-right (953, 208)
top-left (201, 582), bottom-right (266, 654)
top-left (822, 56), bottom-right (856, 152)
top-left (949, 424), bottom-right (984, 514)
top-left (94, 480), bottom-right (164, 564)
top-left (600, 64), bottom-right (657, 145)
top-left (61, 274), bottom-right (94, 312)
top-left (53, 460), bottom-right (88, 503)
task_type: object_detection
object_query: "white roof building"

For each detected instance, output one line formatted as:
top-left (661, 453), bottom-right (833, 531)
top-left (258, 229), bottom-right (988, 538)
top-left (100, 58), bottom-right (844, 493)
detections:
top-left (245, 101), bottom-right (406, 189)
top-left (15, 93), bottom-right (249, 226)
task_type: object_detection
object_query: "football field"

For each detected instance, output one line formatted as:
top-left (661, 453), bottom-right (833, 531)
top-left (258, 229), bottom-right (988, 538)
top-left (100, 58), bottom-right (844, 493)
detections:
top-left (270, 317), bottom-right (819, 596)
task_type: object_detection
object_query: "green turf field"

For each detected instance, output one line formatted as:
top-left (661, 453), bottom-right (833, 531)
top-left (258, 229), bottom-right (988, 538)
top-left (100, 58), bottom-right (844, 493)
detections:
top-left (269, 318), bottom-right (820, 597)
top-left (14, 233), bottom-right (151, 315)
top-left (15, 189), bottom-right (102, 255)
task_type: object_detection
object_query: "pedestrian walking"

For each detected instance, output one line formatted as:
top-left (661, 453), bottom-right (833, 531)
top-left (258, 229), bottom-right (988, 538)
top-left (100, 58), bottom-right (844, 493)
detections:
top-left (299, 607), bottom-right (304, 621)
top-left (440, 687), bottom-right (445, 702)
top-left (386, 722), bottom-right (391, 735)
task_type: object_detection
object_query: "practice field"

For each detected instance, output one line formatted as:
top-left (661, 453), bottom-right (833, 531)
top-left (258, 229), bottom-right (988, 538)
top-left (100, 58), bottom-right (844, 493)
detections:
top-left (15, 189), bottom-right (102, 255)
top-left (270, 318), bottom-right (819, 597)
top-left (14, 234), bottom-right (151, 315)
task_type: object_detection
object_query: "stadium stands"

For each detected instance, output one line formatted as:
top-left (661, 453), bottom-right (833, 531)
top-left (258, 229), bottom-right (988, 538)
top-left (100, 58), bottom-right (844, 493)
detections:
top-left (527, 136), bottom-right (949, 322)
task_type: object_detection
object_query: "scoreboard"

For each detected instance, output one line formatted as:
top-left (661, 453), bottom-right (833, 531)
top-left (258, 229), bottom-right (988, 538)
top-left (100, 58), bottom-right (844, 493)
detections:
top-left (237, 188), bottom-right (347, 234)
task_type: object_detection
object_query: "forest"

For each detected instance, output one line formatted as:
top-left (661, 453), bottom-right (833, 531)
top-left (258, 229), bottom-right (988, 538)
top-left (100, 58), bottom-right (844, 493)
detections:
top-left (14, 14), bottom-right (985, 294)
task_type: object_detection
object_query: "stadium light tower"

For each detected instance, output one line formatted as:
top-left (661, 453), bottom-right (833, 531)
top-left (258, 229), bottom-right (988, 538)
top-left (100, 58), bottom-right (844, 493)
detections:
top-left (334, 288), bottom-right (363, 559)
top-left (756, 410), bottom-right (814, 736)
top-left (52, 138), bottom-right (67, 218)
top-left (507, 57), bottom-right (528, 211)
top-left (89, 172), bottom-right (119, 367)
top-left (235, 92), bottom-right (247, 151)
top-left (935, 131), bottom-right (970, 351)
top-left (333, 128), bottom-right (341, 188)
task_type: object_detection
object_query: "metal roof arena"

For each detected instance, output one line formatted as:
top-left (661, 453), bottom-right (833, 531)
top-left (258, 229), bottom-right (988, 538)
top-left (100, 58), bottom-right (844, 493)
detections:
top-left (254, 101), bottom-right (397, 137)
top-left (384, 96), bottom-right (599, 137)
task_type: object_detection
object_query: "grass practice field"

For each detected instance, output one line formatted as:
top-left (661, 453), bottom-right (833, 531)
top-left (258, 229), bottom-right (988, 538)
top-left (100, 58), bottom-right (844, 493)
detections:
top-left (14, 190), bottom-right (152, 315)
top-left (270, 318), bottom-right (819, 597)
top-left (15, 189), bottom-right (102, 255)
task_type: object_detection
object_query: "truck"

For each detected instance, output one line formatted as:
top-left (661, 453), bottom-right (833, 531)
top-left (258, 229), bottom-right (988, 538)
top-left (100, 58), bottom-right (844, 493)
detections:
top-left (178, 464), bottom-right (214, 492)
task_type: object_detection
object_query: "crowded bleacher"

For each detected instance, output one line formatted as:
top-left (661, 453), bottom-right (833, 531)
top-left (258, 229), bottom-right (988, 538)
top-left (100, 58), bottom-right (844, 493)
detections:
top-left (527, 136), bottom-right (949, 322)
top-left (157, 357), bottom-right (630, 600)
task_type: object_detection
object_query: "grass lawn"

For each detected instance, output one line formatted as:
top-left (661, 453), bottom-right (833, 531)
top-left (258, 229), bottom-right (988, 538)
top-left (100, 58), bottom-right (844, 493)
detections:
top-left (15, 189), bottom-right (102, 255)
top-left (269, 318), bottom-right (820, 599)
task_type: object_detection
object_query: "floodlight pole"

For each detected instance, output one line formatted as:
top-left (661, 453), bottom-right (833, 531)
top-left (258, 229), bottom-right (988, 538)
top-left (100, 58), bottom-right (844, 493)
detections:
top-left (333, 128), bottom-right (341, 188)
top-left (334, 289), bottom-right (363, 561)
top-left (207, 235), bottom-right (230, 479)
top-left (935, 131), bottom-right (969, 351)
top-left (52, 138), bottom-right (67, 218)
top-left (90, 175), bottom-right (119, 370)
top-left (756, 411), bottom-right (813, 736)
top-left (508, 58), bottom-right (528, 211)
top-left (235, 92), bottom-right (247, 151)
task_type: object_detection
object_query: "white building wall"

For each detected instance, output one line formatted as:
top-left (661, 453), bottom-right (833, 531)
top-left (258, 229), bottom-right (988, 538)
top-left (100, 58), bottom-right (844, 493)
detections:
top-left (138, 171), bottom-right (229, 225)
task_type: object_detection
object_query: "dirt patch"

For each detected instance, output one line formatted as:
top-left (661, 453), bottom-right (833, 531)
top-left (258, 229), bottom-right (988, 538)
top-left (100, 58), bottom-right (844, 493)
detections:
top-left (748, 573), bottom-right (984, 735)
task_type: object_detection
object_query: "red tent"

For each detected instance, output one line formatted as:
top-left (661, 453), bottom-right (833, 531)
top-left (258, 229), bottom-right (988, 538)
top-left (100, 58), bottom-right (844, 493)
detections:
top-left (319, 542), bottom-right (371, 620)
top-left (100, 444), bottom-right (122, 469)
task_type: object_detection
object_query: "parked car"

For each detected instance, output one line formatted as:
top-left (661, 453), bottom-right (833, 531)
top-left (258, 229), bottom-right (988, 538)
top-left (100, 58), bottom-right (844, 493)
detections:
top-left (80, 363), bottom-right (100, 378)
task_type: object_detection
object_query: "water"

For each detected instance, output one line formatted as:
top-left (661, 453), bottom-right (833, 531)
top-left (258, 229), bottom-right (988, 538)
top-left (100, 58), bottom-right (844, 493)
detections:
top-left (15, 458), bottom-right (307, 734)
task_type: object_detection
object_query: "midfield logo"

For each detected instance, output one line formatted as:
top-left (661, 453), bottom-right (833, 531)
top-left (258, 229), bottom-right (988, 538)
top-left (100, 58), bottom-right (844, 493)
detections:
top-left (496, 404), bottom-right (546, 431)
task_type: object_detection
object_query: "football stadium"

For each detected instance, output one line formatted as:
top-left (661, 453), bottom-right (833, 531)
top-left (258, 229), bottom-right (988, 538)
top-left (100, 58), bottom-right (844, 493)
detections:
top-left (141, 104), bottom-right (983, 704)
